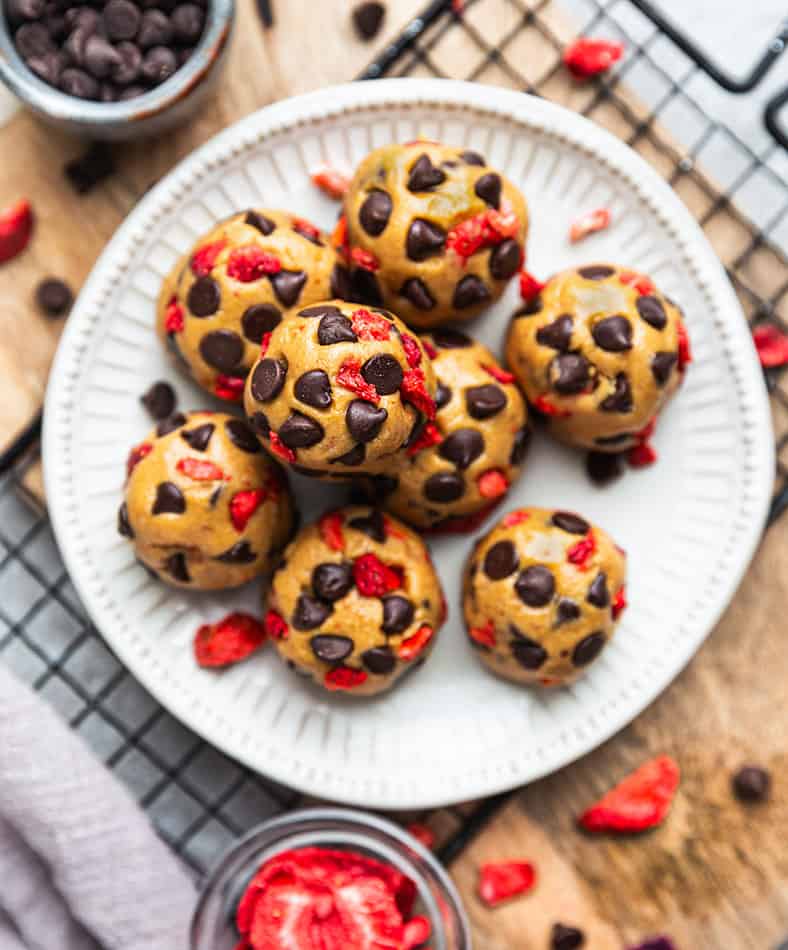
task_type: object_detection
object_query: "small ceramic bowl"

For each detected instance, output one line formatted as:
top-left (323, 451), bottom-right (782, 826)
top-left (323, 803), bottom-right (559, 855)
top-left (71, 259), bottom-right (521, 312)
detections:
top-left (190, 807), bottom-right (472, 950)
top-left (0, 0), bottom-right (234, 141)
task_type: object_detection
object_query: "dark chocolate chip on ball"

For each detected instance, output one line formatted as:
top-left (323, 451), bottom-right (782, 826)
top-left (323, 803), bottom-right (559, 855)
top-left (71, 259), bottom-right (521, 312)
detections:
top-left (242, 303), bottom-right (281, 343)
top-left (216, 541), bottom-right (256, 564)
top-left (439, 428), bottom-right (483, 470)
top-left (587, 571), bottom-right (610, 607)
top-left (187, 276), bottom-right (221, 317)
top-left (432, 328), bottom-right (471, 348)
top-left (351, 268), bottom-right (384, 307)
top-left (199, 329), bottom-right (244, 372)
top-left (250, 411), bottom-right (270, 438)
top-left (474, 172), bottom-right (502, 208)
top-left (651, 352), bottom-right (677, 386)
top-left (361, 354), bottom-right (403, 396)
top-left (331, 444), bottom-right (366, 466)
top-left (636, 295), bottom-right (667, 330)
top-left (509, 629), bottom-right (548, 669)
top-left (731, 765), bottom-right (771, 803)
top-left (600, 373), bottom-right (633, 413)
top-left (270, 270), bottom-right (307, 307)
top-left (551, 923), bottom-right (585, 950)
top-left (536, 315), bottom-right (573, 352)
top-left (279, 412), bottom-right (324, 449)
top-left (359, 189), bottom-right (392, 236)
top-left (163, 551), bottom-right (190, 582)
top-left (349, 509), bottom-right (386, 543)
top-left (592, 315), bottom-right (632, 352)
top-left (362, 646), bottom-right (396, 675)
top-left (435, 382), bottom-right (452, 410)
top-left (578, 265), bottom-right (614, 280)
top-left (489, 239), bottom-right (521, 280)
top-left (251, 359), bottom-right (287, 402)
top-left (64, 143), bottom-right (115, 195)
top-left (318, 312), bottom-right (357, 345)
top-left (346, 400), bottom-right (388, 443)
top-left (551, 353), bottom-right (591, 395)
top-left (400, 277), bottom-right (435, 311)
top-left (293, 594), bottom-right (333, 631)
top-left (407, 154), bottom-right (446, 193)
top-left (423, 471), bottom-right (465, 503)
top-left (515, 565), bottom-right (555, 607)
top-left (586, 450), bottom-right (623, 485)
top-left (245, 210), bottom-right (275, 235)
top-left (406, 219), bottom-right (446, 262)
top-left (555, 598), bottom-right (581, 626)
top-left (483, 540), bottom-right (519, 580)
top-left (552, 511), bottom-right (589, 535)
top-left (225, 419), bottom-right (261, 454)
top-left (510, 426), bottom-right (531, 466)
top-left (453, 275), bottom-right (491, 309)
top-left (382, 595), bottom-right (414, 634)
top-left (460, 150), bottom-right (486, 166)
top-left (180, 422), bottom-right (214, 451)
top-left (312, 562), bottom-right (354, 602)
top-left (466, 384), bottom-right (506, 420)
top-left (294, 370), bottom-right (332, 409)
top-left (156, 412), bottom-right (186, 436)
top-left (117, 502), bottom-right (133, 538)
top-left (140, 380), bottom-right (176, 420)
top-left (572, 632), bottom-right (606, 666)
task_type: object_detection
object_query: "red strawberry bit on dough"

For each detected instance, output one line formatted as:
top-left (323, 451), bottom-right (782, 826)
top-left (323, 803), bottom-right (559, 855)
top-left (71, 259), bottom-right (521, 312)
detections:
top-left (176, 457), bottom-right (228, 481)
top-left (351, 307), bottom-right (391, 341)
top-left (478, 860), bottom-right (536, 907)
top-left (482, 363), bottom-right (515, 384)
top-left (578, 754), bottom-right (680, 833)
top-left (469, 620), bottom-right (496, 648)
top-left (214, 374), bottom-right (245, 402)
top-left (677, 321), bottom-right (692, 372)
top-left (446, 204), bottom-right (519, 261)
top-left (567, 531), bottom-right (596, 569)
top-left (126, 442), bottom-right (152, 476)
top-left (407, 823), bottom-right (436, 850)
top-left (401, 333), bottom-right (423, 367)
top-left (350, 246), bottom-right (380, 272)
top-left (268, 431), bottom-right (296, 463)
top-left (311, 166), bottom-right (351, 200)
top-left (619, 270), bottom-right (655, 295)
top-left (292, 216), bottom-right (322, 243)
top-left (612, 585), bottom-right (627, 620)
top-left (164, 296), bottom-right (185, 333)
top-left (564, 37), bottom-right (625, 80)
top-left (325, 666), bottom-right (368, 691)
top-left (0, 198), bottom-right (34, 264)
top-left (400, 368), bottom-right (437, 420)
top-left (190, 239), bottom-right (227, 276)
top-left (336, 357), bottom-right (380, 404)
top-left (259, 331), bottom-right (272, 358)
top-left (503, 510), bottom-right (529, 527)
top-left (398, 624), bottom-right (434, 661)
top-left (331, 215), bottom-right (349, 255)
top-left (533, 395), bottom-right (571, 418)
top-left (569, 207), bottom-right (612, 243)
top-left (319, 511), bottom-right (345, 552)
top-left (194, 612), bottom-right (267, 669)
top-left (635, 417), bottom-right (656, 442)
top-left (628, 442), bottom-right (657, 468)
top-left (354, 553), bottom-right (402, 597)
top-left (478, 469), bottom-right (509, 500)
top-left (403, 916), bottom-right (432, 949)
top-left (227, 245), bottom-right (282, 282)
top-left (230, 489), bottom-right (266, 532)
top-left (487, 201), bottom-right (520, 239)
top-left (407, 422), bottom-right (443, 456)
top-left (422, 338), bottom-right (438, 360)
top-left (263, 609), bottom-right (288, 640)
top-left (519, 269), bottom-right (545, 302)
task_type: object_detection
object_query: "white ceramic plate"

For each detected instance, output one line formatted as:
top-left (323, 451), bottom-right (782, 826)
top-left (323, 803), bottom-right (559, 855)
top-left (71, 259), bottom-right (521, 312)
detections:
top-left (44, 80), bottom-right (774, 808)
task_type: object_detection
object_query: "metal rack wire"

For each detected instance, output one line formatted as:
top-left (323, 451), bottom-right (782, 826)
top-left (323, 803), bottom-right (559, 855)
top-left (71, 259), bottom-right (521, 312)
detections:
top-left (0, 0), bottom-right (786, 882)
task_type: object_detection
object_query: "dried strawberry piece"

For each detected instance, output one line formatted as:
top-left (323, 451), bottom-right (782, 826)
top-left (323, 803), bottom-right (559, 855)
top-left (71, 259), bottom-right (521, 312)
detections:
top-left (292, 217), bottom-right (322, 243)
top-left (226, 245), bottom-right (282, 282)
top-left (350, 246), bottom-right (380, 272)
top-left (478, 860), bottom-right (536, 907)
top-left (194, 612), bottom-right (267, 668)
top-left (564, 37), bottom-right (625, 80)
top-left (403, 916), bottom-right (432, 949)
top-left (351, 307), bottom-right (391, 341)
top-left (752, 323), bottom-right (788, 368)
top-left (519, 270), bottom-right (545, 302)
top-left (533, 395), bottom-right (571, 418)
top-left (635, 418), bottom-right (656, 442)
top-left (677, 321), bottom-right (692, 372)
top-left (325, 666), bottom-right (368, 690)
top-left (451, 0), bottom-right (464, 12)
top-left (400, 368), bottom-right (437, 420)
top-left (619, 270), bottom-right (655, 295)
top-left (612, 586), bottom-right (627, 620)
top-left (478, 469), bottom-right (509, 499)
top-left (354, 553), bottom-right (402, 597)
top-left (628, 442), bottom-right (657, 468)
top-left (487, 202), bottom-right (520, 239)
top-left (264, 609), bottom-right (288, 640)
top-left (569, 207), bottom-right (612, 243)
top-left (190, 239), bottom-right (226, 276)
top-left (399, 624), bottom-right (434, 661)
top-left (482, 363), bottom-right (515, 384)
top-left (407, 422), bottom-right (443, 457)
top-left (259, 331), bottom-right (272, 358)
top-left (230, 489), bottom-right (266, 531)
top-left (0, 198), bottom-right (34, 264)
top-left (311, 166), bottom-right (351, 200)
top-left (214, 374), bottom-right (245, 402)
top-left (331, 214), bottom-right (349, 255)
top-left (401, 333), bottom-right (423, 367)
top-left (336, 358), bottom-right (380, 404)
top-left (164, 296), bottom-right (185, 333)
top-left (422, 338), bottom-right (438, 360)
top-left (567, 531), bottom-right (596, 569)
top-left (445, 214), bottom-right (487, 260)
top-left (578, 755), bottom-right (680, 833)
top-left (503, 510), bottom-right (529, 527)
top-left (407, 823), bottom-right (435, 849)
top-left (176, 457), bottom-right (228, 481)
top-left (469, 620), bottom-right (496, 648)
top-left (126, 442), bottom-right (152, 476)
top-left (268, 431), bottom-right (296, 463)
top-left (319, 511), bottom-right (345, 552)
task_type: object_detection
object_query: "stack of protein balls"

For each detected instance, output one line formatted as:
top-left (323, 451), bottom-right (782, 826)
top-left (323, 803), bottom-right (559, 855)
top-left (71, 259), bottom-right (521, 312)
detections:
top-left (6, 0), bottom-right (206, 102)
top-left (120, 140), bottom-right (691, 696)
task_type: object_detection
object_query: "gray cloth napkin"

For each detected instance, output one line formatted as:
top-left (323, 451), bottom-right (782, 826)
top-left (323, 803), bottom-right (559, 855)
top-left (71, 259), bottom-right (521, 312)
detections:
top-left (0, 663), bottom-right (196, 950)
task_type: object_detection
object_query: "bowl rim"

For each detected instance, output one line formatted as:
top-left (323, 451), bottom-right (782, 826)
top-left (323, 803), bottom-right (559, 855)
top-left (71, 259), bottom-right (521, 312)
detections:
top-left (0, 0), bottom-right (234, 127)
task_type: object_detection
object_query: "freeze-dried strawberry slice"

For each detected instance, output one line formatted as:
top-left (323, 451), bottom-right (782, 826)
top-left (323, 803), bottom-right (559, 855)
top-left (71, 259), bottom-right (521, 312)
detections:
top-left (421, 338), bottom-right (438, 360)
top-left (400, 368), bottom-right (436, 420)
top-left (578, 755), bottom-right (680, 833)
top-left (164, 296), bottom-right (184, 333)
top-left (190, 239), bottom-right (227, 276)
top-left (519, 270), bottom-right (545, 303)
top-left (569, 207), bottom-right (611, 243)
top-left (482, 363), bottom-right (515, 384)
top-left (350, 246), bottom-right (380, 271)
top-left (292, 217), bottom-right (322, 243)
top-left (331, 215), bottom-right (349, 254)
top-left (126, 442), bottom-right (152, 476)
top-left (398, 624), bottom-right (434, 661)
top-left (311, 166), bottom-right (351, 200)
top-left (401, 333), bottom-right (423, 367)
top-left (567, 532), bottom-right (596, 569)
top-left (628, 442), bottom-right (657, 468)
top-left (619, 270), bottom-right (655, 296)
top-left (403, 916), bottom-right (432, 949)
top-left (194, 612), bottom-right (266, 669)
top-left (469, 620), bottom-right (496, 648)
top-left (532, 395), bottom-right (571, 418)
top-left (337, 358), bottom-right (380, 404)
top-left (230, 489), bottom-right (266, 531)
top-left (502, 510), bottom-right (529, 527)
top-left (478, 469), bottom-right (509, 499)
top-left (176, 457), bottom-right (228, 481)
top-left (325, 667), bottom-right (368, 691)
top-left (677, 321), bottom-right (692, 373)
top-left (259, 332), bottom-right (272, 358)
top-left (612, 585), bottom-right (627, 620)
top-left (227, 245), bottom-right (282, 282)
top-left (351, 307), bottom-right (391, 341)
top-left (319, 511), bottom-right (345, 552)
top-left (214, 374), bottom-right (245, 402)
top-left (564, 37), bottom-right (624, 79)
top-left (407, 823), bottom-right (435, 850)
top-left (354, 553), bottom-right (402, 597)
top-left (406, 422), bottom-right (443, 456)
top-left (0, 198), bottom-right (34, 264)
top-left (268, 431), bottom-right (296, 463)
top-left (753, 323), bottom-right (788, 368)
top-left (487, 202), bottom-right (520, 239)
top-left (478, 860), bottom-right (536, 907)
top-left (263, 609), bottom-right (288, 640)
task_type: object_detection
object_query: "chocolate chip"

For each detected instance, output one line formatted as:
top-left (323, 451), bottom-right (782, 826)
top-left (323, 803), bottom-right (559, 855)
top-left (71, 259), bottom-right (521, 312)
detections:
top-left (245, 210), bottom-right (275, 235)
top-left (318, 312), bottom-right (357, 345)
top-left (600, 373), bottom-right (633, 413)
top-left (439, 428), bottom-right (483, 469)
top-left (407, 153), bottom-right (446, 192)
top-left (510, 426), bottom-right (531, 466)
top-left (7, 0), bottom-right (45, 22)
top-left (331, 264), bottom-right (352, 300)
top-left (382, 595), bottom-right (414, 634)
top-left (293, 594), bottom-right (332, 630)
top-left (27, 50), bottom-right (65, 85)
top-left (587, 571), bottom-right (609, 607)
top-left (489, 239), bottom-right (521, 280)
top-left (312, 562), bottom-right (354, 601)
top-left (572, 632), bottom-right (605, 666)
top-left (551, 353), bottom-right (591, 395)
top-left (424, 471), bottom-right (464, 503)
top-left (346, 400), bottom-right (387, 443)
top-left (249, 411), bottom-right (270, 438)
top-left (361, 354), bottom-right (403, 396)
top-left (83, 34), bottom-right (122, 79)
top-left (351, 268), bottom-right (384, 307)
top-left (209, 485), bottom-right (223, 508)
top-left (199, 330), bottom-right (244, 372)
top-left (352, 0), bottom-right (385, 40)
top-left (64, 142), bottom-right (115, 193)
top-left (279, 412), bottom-right (324, 449)
top-left (170, 2), bottom-right (204, 43)
top-left (140, 45), bottom-right (177, 84)
top-left (435, 382), bottom-right (452, 410)
top-left (16, 21), bottom-right (54, 58)
top-left (555, 599), bottom-right (581, 625)
top-left (216, 541), bottom-right (256, 563)
top-left (137, 9), bottom-right (171, 48)
top-left (225, 419), bottom-right (260, 453)
top-left (293, 221), bottom-right (323, 246)
top-left (103, 0), bottom-right (140, 40)
top-left (515, 296), bottom-right (543, 317)
top-left (31, 276), bottom-right (72, 319)
top-left (636, 295), bottom-right (667, 330)
top-left (180, 423), bottom-right (214, 451)
top-left (400, 277), bottom-right (435, 311)
top-left (332, 444), bottom-right (366, 466)
top-left (359, 189), bottom-right (392, 236)
top-left (301, 303), bottom-right (341, 319)
top-left (187, 276), bottom-right (221, 316)
top-left (117, 84), bottom-right (147, 101)
top-left (474, 172), bottom-right (501, 208)
top-left (406, 219), bottom-right (446, 261)
top-left (578, 265), bottom-right (614, 280)
top-left (432, 328), bottom-right (471, 348)
top-left (731, 765), bottom-right (771, 803)
top-left (294, 370), bottom-right (332, 409)
top-left (140, 381), bottom-right (176, 420)
top-left (515, 566), bottom-right (555, 607)
top-left (551, 923), bottom-right (585, 950)
top-left (117, 502), bottom-right (133, 538)
top-left (453, 275), bottom-right (490, 309)
top-left (483, 540), bottom-right (519, 580)
top-left (552, 512), bottom-right (589, 535)
top-left (251, 359), bottom-right (287, 402)
top-left (156, 413), bottom-right (186, 436)
top-left (362, 646), bottom-right (396, 675)
top-left (362, 474), bottom-right (398, 501)
top-left (651, 352), bottom-right (677, 386)
top-left (110, 41), bottom-right (141, 84)
top-left (466, 384), bottom-right (506, 420)
top-left (592, 315), bottom-right (632, 352)
top-left (536, 315), bottom-right (573, 351)
top-left (509, 628), bottom-right (548, 669)
top-left (270, 270), bottom-right (306, 307)
top-left (349, 509), bottom-right (386, 543)
top-left (586, 451), bottom-right (623, 484)
top-left (239, 304), bottom-right (279, 343)
top-left (163, 551), bottom-right (190, 582)
top-left (60, 67), bottom-right (99, 99)
top-left (460, 150), bottom-right (486, 166)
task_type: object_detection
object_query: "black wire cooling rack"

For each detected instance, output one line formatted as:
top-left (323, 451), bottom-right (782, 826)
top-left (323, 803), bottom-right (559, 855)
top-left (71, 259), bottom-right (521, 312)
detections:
top-left (1, 0), bottom-right (787, 882)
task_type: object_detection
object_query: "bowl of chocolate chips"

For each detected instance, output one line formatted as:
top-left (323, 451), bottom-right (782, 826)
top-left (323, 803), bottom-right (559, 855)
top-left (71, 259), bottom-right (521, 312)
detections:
top-left (0, 0), bottom-right (234, 139)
